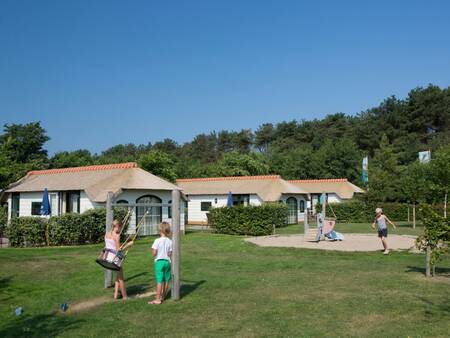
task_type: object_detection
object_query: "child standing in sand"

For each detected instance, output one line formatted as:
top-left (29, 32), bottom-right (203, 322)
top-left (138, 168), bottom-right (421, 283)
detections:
top-left (371, 208), bottom-right (397, 255)
top-left (149, 222), bottom-right (172, 305)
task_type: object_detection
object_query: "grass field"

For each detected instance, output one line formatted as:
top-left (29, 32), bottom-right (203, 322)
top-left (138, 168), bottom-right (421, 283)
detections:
top-left (0, 223), bottom-right (449, 337)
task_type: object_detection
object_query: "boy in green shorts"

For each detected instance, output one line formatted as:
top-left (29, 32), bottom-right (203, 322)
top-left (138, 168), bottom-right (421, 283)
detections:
top-left (149, 222), bottom-right (172, 305)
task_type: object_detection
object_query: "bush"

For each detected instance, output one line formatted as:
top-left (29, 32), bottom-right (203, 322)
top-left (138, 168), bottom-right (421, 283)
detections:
top-left (7, 217), bottom-right (48, 247)
top-left (327, 200), bottom-right (409, 222)
top-left (208, 204), bottom-right (288, 236)
top-left (7, 206), bottom-right (131, 247)
top-left (48, 213), bottom-right (84, 245)
top-left (0, 204), bottom-right (7, 237)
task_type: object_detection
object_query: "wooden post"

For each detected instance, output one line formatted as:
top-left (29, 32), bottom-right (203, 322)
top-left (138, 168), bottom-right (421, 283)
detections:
top-left (171, 189), bottom-right (181, 300)
top-left (407, 205), bottom-right (410, 223)
top-left (425, 245), bottom-right (431, 277)
top-left (413, 203), bottom-right (416, 229)
top-left (322, 193), bottom-right (326, 219)
top-left (104, 192), bottom-right (114, 288)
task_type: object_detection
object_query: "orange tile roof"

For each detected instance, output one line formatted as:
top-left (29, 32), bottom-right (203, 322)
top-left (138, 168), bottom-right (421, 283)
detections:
top-left (28, 162), bottom-right (138, 176)
top-left (288, 178), bottom-right (348, 183)
top-left (176, 175), bottom-right (280, 183)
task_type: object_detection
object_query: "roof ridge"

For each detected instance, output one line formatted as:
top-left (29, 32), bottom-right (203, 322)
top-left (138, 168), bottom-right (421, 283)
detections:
top-left (288, 178), bottom-right (348, 183)
top-left (28, 162), bottom-right (138, 176)
top-left (176, 175), bottom-right (280, 183)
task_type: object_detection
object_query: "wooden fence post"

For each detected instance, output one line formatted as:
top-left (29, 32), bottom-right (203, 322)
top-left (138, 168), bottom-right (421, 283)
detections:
top-left (171, 189), bottom-right (181, 300)
top-left (413, 203), bottom-right (416, 229)
top-left (104, 191), bottom-right (114, 288)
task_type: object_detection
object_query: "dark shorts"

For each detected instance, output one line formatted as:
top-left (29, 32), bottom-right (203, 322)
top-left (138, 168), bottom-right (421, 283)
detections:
top-left (378, 228), bottom-right (388, 238)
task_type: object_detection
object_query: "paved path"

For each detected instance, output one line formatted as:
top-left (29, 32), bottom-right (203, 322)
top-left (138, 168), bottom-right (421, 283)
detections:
top-left (245, 233), bottom-right (417, 252)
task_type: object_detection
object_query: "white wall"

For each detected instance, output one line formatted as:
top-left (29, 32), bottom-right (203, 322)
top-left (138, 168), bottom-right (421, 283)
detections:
top-left (114, 190), bottom-right (185, 233)
top-left (7, 189), bottom-right (185, 233)
top-left (17, 192), bottom-right (44, 217)
top-left (186, 194), bottom-right (262, 224)
top-left (280, 194), bottom-right (307, 222)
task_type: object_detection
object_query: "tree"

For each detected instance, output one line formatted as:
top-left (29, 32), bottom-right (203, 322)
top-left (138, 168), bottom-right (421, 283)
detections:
top-left (313, 138), bottom-right (361, 181)
top-left (98, 143), bottom-right (151, 164)
top-left (138, 150), bottom-right (177, 182)
top-left (0, 122), bottom-right (49, 162)
top-left (429, 145), bottom-right (450, 218)
top-left (232, 129), bottom-right (254, 154)
top-left (401, 161), bottom-right (431, 228)
top-left (267, 145), bottom-right (317, 180)
top-left (254, 123), bottom-right (275, 153)
top-left (212, 152), bottom-right (269, 177)
top-left (367, 134), bottom-right (403, 202)
top-left (50, 150), bottom-right (94, 168)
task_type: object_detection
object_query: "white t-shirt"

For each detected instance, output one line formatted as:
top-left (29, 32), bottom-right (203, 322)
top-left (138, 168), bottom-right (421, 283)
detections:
top-left (151, 237), bottom-right (173, 262)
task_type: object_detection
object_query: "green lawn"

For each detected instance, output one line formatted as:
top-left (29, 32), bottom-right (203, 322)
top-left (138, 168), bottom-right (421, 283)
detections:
top-left (0, 226), bottom-right (449, 337)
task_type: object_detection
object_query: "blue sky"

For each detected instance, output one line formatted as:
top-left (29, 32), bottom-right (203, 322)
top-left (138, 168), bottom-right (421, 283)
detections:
top-left (1, 0), bottom-right (449, 154)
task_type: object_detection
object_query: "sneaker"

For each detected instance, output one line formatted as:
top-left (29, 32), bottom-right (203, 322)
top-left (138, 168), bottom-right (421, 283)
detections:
top-left (383, 250), bottom-right (390, 255)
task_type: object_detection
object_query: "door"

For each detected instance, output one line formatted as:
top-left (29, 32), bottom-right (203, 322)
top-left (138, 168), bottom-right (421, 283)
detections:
top-left (286, 197), bottom-right (298, 224)
top-left (136, 195), bottom-right (162, 236)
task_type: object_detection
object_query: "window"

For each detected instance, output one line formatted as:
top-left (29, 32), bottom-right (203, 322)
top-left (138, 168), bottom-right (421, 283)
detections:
top-left (116, 200), bottom-right (129, 204)
top-left (11, 193), bottom-right (20, 218)
top-left (232, 194), bottom-right (250, 206)
top-left (31, 202), bottom-right (42, 216)
top-left (299, 200), bottom-right (305, 213)
top-left (50, 193), bottom-right (58, 216)
top-left (201, 202), bottom-right (212, 212)
top-left (136, 195), bottom-right (162, 236)
top-left (66, 191), bottom-right (80, 213)
top-left (168, 200), bottom-right (172, 219)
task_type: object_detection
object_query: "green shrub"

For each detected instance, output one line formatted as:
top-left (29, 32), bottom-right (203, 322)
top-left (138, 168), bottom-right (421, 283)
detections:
top-left (48, 207), bottom-right (129, 246)
top-left (208, 204), bottom-right (288, 236)
top-left (7, 217), bottom-right (48, 247)
top-left (327, 200), bottom-right (409, 222)
top-left (0, 204), bottom-right (7, 237)
top-left (48, 213), bottom-right (84, 245)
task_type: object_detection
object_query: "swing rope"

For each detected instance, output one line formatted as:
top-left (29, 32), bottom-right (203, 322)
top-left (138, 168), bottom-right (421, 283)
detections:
top-left (327, 202), bottom-right (338, 220)
top-left (119, 208), bottom-right (150, 253)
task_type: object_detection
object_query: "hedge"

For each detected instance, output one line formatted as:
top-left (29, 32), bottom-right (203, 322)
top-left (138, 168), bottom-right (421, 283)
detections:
top-left (208, 204), bottom-right (288, 236)
top-left (7, 207), bottom-right (129, 247)
top-left (324, 200), bottom-right (442, 223)
top-left (0, 204), bottom-right (7, 237)
top-left (7, 217), bottom-right (48, 247)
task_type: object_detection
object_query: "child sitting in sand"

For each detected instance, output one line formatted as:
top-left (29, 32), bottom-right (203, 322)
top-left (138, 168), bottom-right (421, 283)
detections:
top-left (371, 208), bottom-right (397, 255)
top-left (149, 222), bottom-right (173, 305)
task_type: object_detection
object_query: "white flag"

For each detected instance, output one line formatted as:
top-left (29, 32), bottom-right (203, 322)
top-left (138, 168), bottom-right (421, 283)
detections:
top-left (418, 150), bottom-right (431, 164)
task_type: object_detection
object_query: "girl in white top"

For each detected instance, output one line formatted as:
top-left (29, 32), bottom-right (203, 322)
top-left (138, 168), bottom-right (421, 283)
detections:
top-left (104, 219), bottom-right (133, 300)
top-left (149, 222), bottom-right (172, 305)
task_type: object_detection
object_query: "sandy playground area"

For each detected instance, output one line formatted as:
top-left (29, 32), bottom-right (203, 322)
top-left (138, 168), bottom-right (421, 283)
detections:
top-left (245, 233), bottom-right (417, 252)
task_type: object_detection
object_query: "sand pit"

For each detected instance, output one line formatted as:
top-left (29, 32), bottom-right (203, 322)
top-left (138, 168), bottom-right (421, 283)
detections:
top-left (245, 233), bottom-right (417, 252)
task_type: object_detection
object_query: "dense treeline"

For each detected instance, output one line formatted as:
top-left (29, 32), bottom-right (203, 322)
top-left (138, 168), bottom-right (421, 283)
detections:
top-left (0, 84), bottom-right (449, 204)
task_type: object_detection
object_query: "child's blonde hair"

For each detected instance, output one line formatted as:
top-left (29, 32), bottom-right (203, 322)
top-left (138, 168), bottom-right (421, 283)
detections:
top-left (159, 222), bottom-right (171, 236)
top-left (112, 219), bottom-right (122, 230)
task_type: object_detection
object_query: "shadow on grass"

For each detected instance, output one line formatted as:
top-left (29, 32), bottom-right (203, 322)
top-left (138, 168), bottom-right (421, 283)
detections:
top-left (0, 313), bottom-right (83, 338)
top-left (0, 276), bottom-right (13, 301)
top-left (125, 272), bottom-right (149, 282)
top-left (417, 296), bottom-right (450, 318)
top-left (181, 280), bottom-right (206, 298)
top-left (405, 265), bottom-right (450, 276)
top-left (127, 283), bottom-right (150, 297)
